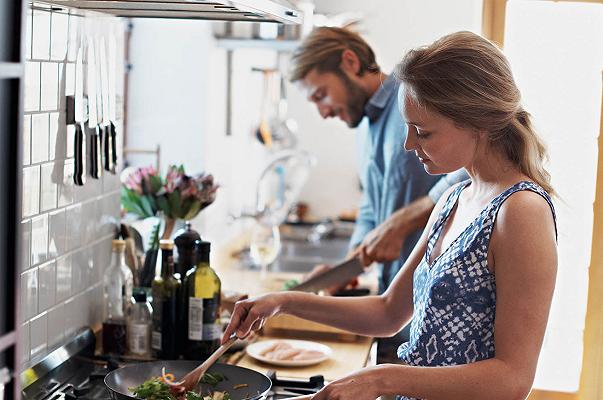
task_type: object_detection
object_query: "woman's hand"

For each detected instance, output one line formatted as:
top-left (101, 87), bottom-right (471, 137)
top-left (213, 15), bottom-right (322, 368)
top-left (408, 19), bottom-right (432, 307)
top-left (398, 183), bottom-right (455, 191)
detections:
top-left (312, 366), bottom-right (385, 400)
top-left (221, 293), bottom-right (289, 344)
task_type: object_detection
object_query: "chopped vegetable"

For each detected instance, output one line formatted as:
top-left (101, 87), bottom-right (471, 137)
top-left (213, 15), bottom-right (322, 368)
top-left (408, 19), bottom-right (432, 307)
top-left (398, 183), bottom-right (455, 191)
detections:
top-left (282, 279), bottom-right (299, 291)
top-left (199, 373), bottom-right (225, 387)
top-left (129, 378), bottom-right (176, 400)
top-left (232, 384), bottom-right (248, 390)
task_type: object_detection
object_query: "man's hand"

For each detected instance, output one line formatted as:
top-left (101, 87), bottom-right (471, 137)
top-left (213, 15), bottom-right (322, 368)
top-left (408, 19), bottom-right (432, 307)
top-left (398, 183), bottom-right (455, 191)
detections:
top-left (357, 196), bottom-right (435, 266)
top-left (304, 251), bottom-right (360, 295)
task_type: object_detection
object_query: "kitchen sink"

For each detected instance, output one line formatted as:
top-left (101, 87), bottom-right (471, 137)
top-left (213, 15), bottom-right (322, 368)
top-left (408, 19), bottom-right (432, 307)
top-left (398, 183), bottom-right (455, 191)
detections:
top-left (271, 237), bottom-right (350, 273)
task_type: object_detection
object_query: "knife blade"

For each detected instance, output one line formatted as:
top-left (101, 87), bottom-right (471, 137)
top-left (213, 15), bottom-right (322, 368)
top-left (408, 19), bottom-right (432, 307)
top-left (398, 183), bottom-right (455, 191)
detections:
top-left (99, 37), bottom-right (114, 173)
top-left (73, 44), bottom-right (86, 186)
top-left (288, 257), bottom-right (365, 293)
top-left (86, 37), bottom-right (102, 179)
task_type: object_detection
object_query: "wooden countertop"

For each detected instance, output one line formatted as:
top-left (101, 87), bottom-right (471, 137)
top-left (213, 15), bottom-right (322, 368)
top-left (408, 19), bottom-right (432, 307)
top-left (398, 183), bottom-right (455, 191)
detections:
top-left (213, 238), bottom-right (375, 380)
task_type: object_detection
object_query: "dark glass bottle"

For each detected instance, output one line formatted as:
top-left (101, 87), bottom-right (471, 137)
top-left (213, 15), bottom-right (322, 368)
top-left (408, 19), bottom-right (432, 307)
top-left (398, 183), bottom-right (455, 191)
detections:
top-left (151, 240), bottom-right (181, 359)
top-left (182, 241), bottom-right (221, 360)
top-left (174, 221), bottom-right (201, 276)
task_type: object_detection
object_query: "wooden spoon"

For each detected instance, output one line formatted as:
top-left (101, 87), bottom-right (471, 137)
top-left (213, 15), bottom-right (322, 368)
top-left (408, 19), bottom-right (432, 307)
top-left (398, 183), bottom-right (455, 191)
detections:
top-left (179, 333), bottom-right (238, 392)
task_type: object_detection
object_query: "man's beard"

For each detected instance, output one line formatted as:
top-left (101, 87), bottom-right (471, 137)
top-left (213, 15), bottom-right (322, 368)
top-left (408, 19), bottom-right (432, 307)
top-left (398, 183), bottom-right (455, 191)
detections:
top-left (337, 71), bottom-right (368, 128)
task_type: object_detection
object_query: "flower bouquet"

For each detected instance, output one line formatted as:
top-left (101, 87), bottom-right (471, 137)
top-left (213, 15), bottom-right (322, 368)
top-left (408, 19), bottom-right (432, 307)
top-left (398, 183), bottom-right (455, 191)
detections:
top-left (121, 165), bottom-right (218, 286)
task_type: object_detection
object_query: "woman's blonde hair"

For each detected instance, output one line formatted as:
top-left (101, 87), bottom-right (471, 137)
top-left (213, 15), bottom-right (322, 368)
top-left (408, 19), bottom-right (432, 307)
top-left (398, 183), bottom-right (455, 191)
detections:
top-left (289, 27), bottom-right (380, 82)
top-left (395, 31), bottom-right (554, 195)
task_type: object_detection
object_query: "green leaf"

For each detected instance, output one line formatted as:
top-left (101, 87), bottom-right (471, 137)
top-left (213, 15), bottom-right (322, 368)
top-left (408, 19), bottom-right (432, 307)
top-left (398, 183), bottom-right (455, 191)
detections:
top-left (121, 187), bottom-right (145, 217)
top-left (168, 191), bottom-right (181, 219)
top-left (183, 200), bottom-right (202, 220)
top-left (140, 196), bottom-right (155, 217)
top-left (156, 196), bottom-right (170, 215)
top-left (149, 175), bottom-right (163, 193)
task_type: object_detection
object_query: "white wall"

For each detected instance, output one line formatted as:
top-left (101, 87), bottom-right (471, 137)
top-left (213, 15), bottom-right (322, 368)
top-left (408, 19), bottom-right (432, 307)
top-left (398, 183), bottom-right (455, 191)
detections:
top-left (126, 1), bottom-right (483, 243)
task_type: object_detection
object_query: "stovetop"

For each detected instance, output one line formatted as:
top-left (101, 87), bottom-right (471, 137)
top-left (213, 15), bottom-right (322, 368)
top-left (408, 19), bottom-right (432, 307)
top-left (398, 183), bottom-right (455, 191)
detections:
top-left (20, 329), bottom-right (325, 400)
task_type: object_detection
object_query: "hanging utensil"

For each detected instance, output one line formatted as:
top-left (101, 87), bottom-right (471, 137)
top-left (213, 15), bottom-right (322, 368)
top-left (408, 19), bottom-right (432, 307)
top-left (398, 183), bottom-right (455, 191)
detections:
top-left (99, 37), bottom-right (114, 173)
top-left (73, 44), bottom-right (86, 186)
top-left (86, 37), bottom-right (102, 179)
top-left (107, 35), bottom-right (119, 173)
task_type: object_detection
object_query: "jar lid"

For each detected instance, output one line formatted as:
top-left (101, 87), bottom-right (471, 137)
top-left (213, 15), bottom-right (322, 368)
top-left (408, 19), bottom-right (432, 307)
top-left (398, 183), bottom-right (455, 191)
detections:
top-left (112, 239), bottom-right (126, 251)
top-left (159, 239), bottom-right (174, 250)
top-left (195, 240), bottom-right (211, 256)
top-left (174, 221), bottom-right (201, 250)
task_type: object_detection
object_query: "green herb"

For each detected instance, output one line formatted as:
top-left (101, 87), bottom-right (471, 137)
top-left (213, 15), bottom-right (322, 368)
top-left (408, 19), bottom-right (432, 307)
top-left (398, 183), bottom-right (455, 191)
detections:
top-left (282, 279), bottom-right (299, 291)
top-left (129, 378), bottom-right (175, 400)
top-left (186, 392), bottom-right (204, 400)
top-left (199, 373), bottom-right (225, 387)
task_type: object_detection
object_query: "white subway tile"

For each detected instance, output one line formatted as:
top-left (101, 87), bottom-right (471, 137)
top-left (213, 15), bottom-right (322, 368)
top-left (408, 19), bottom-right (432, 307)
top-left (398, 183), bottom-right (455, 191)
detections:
top-left (57, 159), bottom-right (74, 207)
top-left (81, 200), bottom-right (97, 244)
top-left (94, 238), bottom-right (111, 284)
top-left (40, 163), bottom-right (57, 212)
top-left (20, 268), bottom-right (38, 322)
top-left (47, 305), bottom-right (64, 348)
top-left (55, 254), bottom-right (71, 302)
top-left (67, 15), bottom-right (81, 62)
top-left (87, 285), bottom-right (103, 326)
top-left (48, 208), bottom-right (66, 259)
top-left (65, 203), bottom-right (82, 251)
top-left (50, 12), bottom-right (69, 61)
top-left (21, 219), bottom-right (32, 272)
top-left (32, 9), bottom-right (51, 60)
top-left (100, 193), bottom-right (119, 237)
top-left (23, 115), bottom-right (31, 166)
top-left (41, 63), bottom-right (59, 111)
top-left (30, 312), bottom-right (48, 359)
top-left (38, 261), bottom-right (56, 312)
top-left (20, 322), bottom-right (30, 364)
top-left (49, 112), bottom-right (60, 160)
top-left (63, 298), bottom-right (77, 337)
top-left (24, 62), bottom-right (40, 112)
top-left (71, 249), bottom-right (87, 295)
top-left (31, 113), bottom-right (49, 164)
top-left (25, 8), bottom-right (32, 60)
top-left (22, 166), bottom-right (40, 218)
top-left (31, 214), bottom-right (49, 266)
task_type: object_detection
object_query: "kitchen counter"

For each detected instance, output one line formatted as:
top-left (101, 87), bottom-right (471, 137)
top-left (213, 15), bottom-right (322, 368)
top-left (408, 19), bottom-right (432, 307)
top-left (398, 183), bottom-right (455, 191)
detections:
top-left (213, 237), bottom-right (376, 380)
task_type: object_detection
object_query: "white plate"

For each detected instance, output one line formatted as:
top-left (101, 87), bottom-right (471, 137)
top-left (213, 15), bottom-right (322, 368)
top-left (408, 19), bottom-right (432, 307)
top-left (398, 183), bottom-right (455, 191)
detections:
top-left (246, 339), bottom-right (332, 367)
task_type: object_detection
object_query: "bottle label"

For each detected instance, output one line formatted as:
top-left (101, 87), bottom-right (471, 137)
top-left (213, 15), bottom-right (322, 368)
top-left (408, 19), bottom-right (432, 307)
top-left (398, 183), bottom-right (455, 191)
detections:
top-left (188, 297), bottom-right (204, 340)
top-left (202, 323), bottom-right (222, 340)
top-left (128, 323), bottom-right (150, 355)
top-left (152, 331), bottom-right (162, 350)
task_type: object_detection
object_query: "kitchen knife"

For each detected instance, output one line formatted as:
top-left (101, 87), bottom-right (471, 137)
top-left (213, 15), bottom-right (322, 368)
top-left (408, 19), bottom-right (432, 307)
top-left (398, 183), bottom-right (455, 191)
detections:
top-left (288, 257), bottom-right (365, 293)
top-left (107, 35), bottom-right (118, 174)
top-left (99, 37), bottom-right (114, 173)
top-left (86, 37), bottom-right (102, 179)
top-left (73, 45), bottom-right (86, 186)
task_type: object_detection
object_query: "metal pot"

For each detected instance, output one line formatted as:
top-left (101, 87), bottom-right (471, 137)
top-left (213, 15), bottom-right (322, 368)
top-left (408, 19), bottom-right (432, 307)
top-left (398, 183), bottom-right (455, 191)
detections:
top-left (104, 361), bottom-right (271, 400)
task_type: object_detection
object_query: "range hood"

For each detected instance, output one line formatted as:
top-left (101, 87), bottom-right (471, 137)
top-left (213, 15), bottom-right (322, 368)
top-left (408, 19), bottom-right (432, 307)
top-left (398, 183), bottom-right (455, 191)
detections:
top-left (38, 0), bottom-right (302, 24)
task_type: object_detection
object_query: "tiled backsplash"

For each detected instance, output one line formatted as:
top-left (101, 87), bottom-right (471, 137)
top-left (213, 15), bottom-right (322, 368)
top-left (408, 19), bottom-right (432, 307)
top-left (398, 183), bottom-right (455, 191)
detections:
top-left (20, 3), bottom-right (125, 367)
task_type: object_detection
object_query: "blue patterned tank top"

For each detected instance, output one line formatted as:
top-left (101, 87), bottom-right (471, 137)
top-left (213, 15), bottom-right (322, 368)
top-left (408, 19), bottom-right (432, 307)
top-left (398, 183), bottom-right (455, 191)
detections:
top-left (396, 180), bottom-right (556, 399)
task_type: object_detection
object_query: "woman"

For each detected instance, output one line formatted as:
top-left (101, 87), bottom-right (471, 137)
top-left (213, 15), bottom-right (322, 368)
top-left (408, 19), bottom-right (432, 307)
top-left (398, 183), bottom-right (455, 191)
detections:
top-left (222, 31), bottom-right (557, 400)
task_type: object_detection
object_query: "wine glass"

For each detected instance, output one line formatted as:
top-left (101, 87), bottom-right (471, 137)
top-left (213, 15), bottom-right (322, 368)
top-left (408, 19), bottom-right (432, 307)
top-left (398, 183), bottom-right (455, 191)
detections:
top-left (249, 223), bottom-right (281, 278)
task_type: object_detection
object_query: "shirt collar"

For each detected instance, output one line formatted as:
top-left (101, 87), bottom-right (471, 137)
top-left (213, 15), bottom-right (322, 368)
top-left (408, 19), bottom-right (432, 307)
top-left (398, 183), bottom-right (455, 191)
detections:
top-left (364, 74), bottom-right (398, 121)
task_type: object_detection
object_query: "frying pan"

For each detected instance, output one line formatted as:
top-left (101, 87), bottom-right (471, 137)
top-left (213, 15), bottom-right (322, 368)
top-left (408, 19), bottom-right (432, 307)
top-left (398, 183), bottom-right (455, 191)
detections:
top-left (105, 362), bottom-right (271, 400)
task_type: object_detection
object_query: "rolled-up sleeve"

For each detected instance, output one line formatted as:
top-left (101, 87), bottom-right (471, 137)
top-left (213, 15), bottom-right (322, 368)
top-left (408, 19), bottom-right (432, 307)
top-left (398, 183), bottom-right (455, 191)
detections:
top-left (428, 169), bottom-right (470, 203)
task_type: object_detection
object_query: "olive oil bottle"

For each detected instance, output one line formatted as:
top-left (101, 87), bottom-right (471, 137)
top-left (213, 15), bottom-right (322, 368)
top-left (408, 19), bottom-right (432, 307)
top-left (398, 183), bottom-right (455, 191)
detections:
top-left (182, 240), bottom-right (221, 360)
top-left (151, 240), bottom-right (181, 359)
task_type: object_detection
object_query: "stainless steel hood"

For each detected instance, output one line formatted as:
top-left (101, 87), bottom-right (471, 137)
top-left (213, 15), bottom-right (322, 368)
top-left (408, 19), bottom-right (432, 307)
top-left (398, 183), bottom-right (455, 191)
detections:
top-left (37, 0), bottom-right (302, 24)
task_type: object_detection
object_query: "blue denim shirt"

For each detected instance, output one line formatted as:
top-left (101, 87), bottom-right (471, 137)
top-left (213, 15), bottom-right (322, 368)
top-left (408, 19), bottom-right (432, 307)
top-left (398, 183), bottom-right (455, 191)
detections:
top-left (351, 75), bottom-right (468, 293)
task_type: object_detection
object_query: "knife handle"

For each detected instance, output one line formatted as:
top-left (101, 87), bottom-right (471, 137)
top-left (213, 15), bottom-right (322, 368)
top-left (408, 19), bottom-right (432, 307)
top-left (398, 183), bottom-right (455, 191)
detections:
top-left (102, 125), bottom-right (113, 172)
top-left (89, 125), bottom-right (102, 179)
top-left (74, 123), bottom-right (86, 186)
top-left (109, 121), bottom-right (117, 174)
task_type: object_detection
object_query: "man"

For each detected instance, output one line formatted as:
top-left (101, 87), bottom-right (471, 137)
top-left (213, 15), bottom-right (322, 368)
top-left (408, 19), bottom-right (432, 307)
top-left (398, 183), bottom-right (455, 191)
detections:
top-left (290, 27), bottom-right (467, 361)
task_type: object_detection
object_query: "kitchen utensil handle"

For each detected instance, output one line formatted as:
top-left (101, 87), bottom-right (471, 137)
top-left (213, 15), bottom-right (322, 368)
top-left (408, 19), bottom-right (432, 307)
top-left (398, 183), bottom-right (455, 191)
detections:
top-left (89, 125), bottom-right (102, 179)
top-left (74, 123), bottom-right (86, 186)
top-left (110, 121), bottom-right (118, 174)
top-left (183, 333), bottom-right (238, 388)
top-left (102, 125), bottom-right (112, 172)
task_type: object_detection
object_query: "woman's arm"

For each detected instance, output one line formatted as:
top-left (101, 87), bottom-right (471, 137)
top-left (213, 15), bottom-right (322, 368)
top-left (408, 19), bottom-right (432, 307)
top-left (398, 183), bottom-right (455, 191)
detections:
top-left (311, 190), bottom-right (558, 400)
top-left (222, 186), bottom-right (454, 342)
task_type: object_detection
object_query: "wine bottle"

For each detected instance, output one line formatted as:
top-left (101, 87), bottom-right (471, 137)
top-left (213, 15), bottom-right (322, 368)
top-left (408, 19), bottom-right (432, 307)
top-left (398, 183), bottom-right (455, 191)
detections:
top-left (182, 240), bottom-right (221, 360)
top-left (151, 239), bottom-right (181, 359)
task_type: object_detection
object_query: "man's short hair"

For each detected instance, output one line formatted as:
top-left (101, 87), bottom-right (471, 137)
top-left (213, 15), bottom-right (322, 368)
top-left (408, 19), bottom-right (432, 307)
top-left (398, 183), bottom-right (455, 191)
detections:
top-left (289, 27), bottom-right (380, 82)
